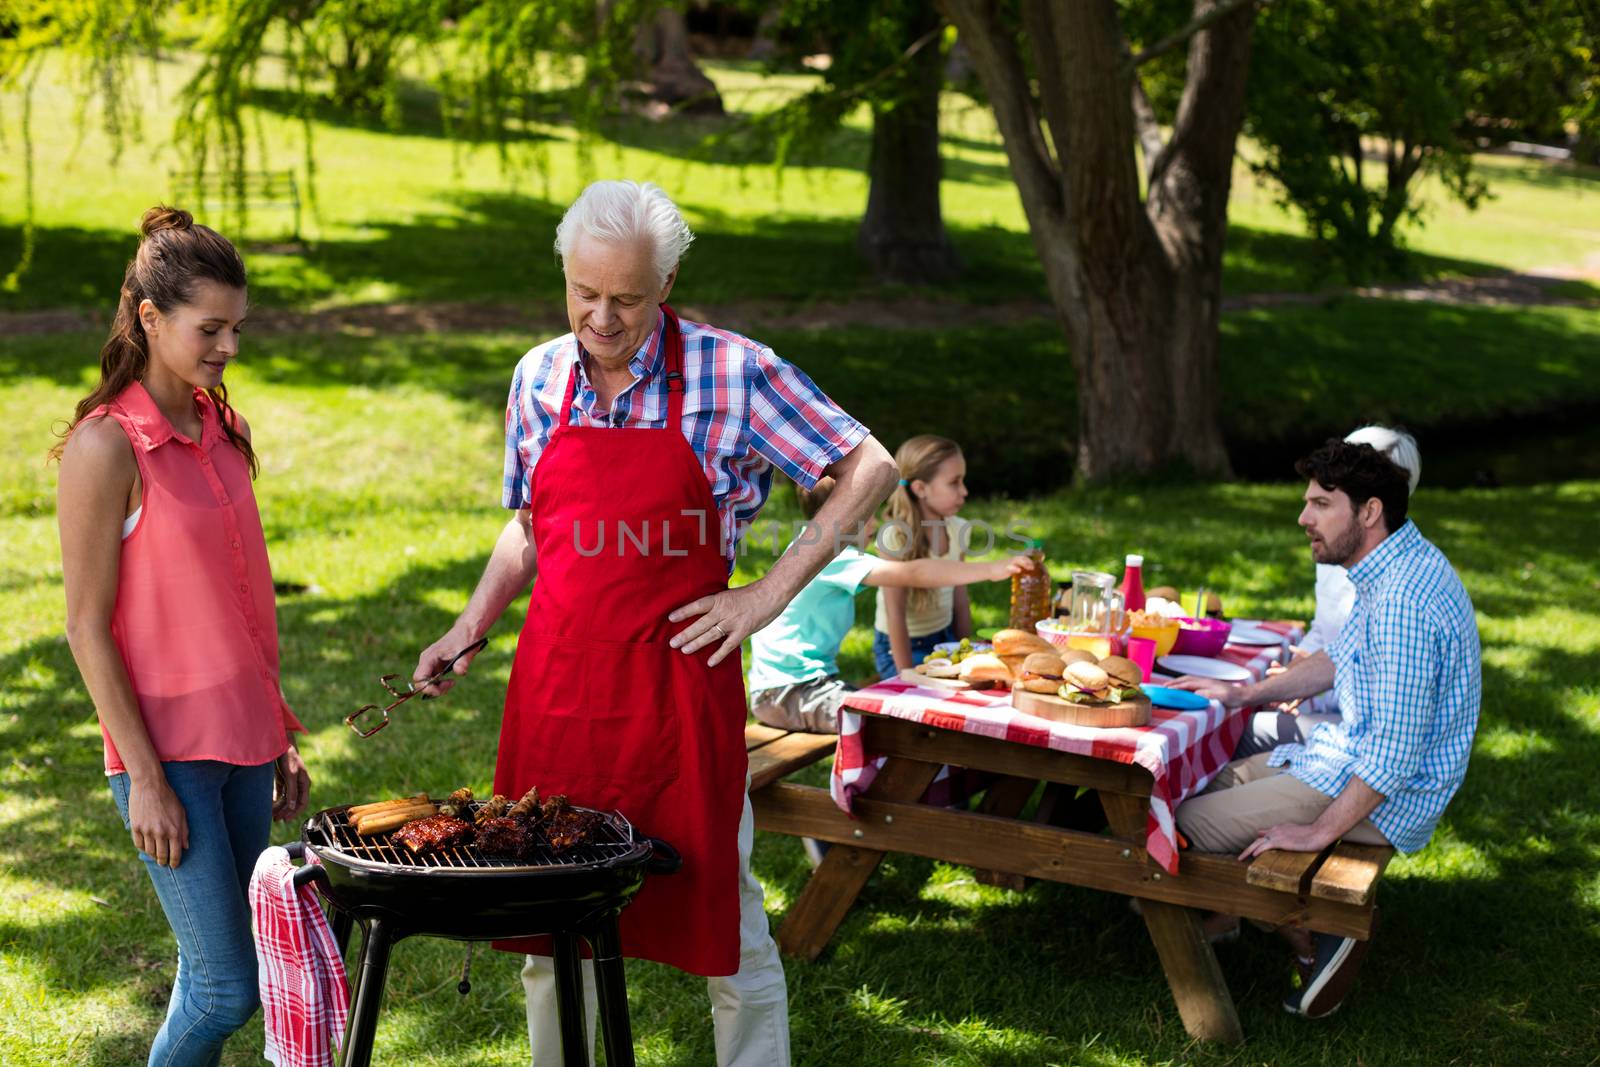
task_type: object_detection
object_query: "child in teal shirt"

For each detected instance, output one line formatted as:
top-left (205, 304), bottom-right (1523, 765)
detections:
top-left (748, 477), bottom-right (1034, 733)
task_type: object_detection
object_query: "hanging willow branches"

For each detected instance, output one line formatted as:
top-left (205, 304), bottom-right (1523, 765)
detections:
top-left (1, 0), bottom-right (162, 287)
top-left (3, 0), bottom-right (661, 255)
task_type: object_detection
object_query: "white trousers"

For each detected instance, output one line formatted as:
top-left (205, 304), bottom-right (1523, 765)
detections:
top-left (521, 791), bottom-right (791, 1066)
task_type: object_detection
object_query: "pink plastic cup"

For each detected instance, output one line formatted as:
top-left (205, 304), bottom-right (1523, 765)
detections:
top-left (1126, 635), bottom-right (1157, 680)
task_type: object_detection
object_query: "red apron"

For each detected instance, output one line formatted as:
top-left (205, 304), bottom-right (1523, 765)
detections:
top-left (494, 308), bottom-right (746, 977)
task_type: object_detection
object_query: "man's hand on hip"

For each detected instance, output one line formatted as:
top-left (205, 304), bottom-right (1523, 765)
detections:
top-left (669, 581), bottom-right (786, 668)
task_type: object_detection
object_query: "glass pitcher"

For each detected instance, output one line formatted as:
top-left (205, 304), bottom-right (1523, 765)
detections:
top-left (1069, 570), bottom-right (1124, 634)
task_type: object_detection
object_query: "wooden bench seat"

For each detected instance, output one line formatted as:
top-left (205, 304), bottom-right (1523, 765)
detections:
top-left (1245, 841), bottom-right (1396, 927)
top-left (745, 722), bottom-right (837, 793)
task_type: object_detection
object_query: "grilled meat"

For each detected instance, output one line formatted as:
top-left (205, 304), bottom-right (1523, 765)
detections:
top-left (391, 814), bottom-right (473, 856)
top-left (539, 794), bottom-right (570, 821)
top-left (476, 815), bottom-right (541, 859)
top-left (438, 787), bottom-right (474, 820)
top-left (508, 786), bottom-right (542, 822)
top-left (474, 793), bottom-right (511, 825)
top-left (541, 807), bottom-right (601, 853)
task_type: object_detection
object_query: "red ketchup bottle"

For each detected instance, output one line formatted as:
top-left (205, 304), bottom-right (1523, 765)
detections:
top-left (1120, 554), bottom-right (1146, 612)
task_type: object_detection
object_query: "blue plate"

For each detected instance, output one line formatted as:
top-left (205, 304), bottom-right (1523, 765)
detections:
top-left (1142, 685), bottom-right (1211, 711)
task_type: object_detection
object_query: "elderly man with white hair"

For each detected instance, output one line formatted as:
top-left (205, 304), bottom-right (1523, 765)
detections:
top-left (414, 180), bottom-right (896, 1065)
top-left (1235, 425), bottom-right (1423, 757)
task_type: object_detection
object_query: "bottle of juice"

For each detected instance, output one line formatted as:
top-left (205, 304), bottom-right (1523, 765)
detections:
top-left (1009, 540), bottom-right (1049, 630)
top-left (1120, 553), bottom-right (1146, 612)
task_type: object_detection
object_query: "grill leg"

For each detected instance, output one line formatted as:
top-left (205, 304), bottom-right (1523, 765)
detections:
top-left (590, 919), bottom-right (635, 1067)
top-left (331, 906), bottom-right (355, 958)
top-left (552, 932), bottom-right (591, 1067)
top-left (342, 917), bottom-right (395, 1067)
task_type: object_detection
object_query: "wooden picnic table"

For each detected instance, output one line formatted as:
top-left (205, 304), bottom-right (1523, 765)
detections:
top-left (746, 630), bottom-right (1392, 1044)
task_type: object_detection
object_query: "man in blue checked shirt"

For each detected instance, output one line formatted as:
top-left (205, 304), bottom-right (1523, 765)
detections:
top-left (1173, 438), bottom-right (1481, 1021)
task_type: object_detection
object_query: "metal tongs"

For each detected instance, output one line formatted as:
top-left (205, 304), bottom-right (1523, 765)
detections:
top-left (344, 637), bottom-right (489, 739)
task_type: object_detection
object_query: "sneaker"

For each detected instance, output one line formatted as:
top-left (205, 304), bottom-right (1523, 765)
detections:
top-left (1284, 932), bottom-right (1372, 1019)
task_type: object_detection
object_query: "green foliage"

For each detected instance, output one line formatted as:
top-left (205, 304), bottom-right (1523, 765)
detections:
top-left (700, 0), bottom-right (951, 177)
top-left (1244, 0), bottom-right (1599, 282)
top-left (1245, 0), bottom-right (1488, 282)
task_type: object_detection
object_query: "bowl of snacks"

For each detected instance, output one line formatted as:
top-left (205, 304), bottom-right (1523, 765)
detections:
top-left (1127, 610), bottom-right (1182, 657)
top-left (1170, 615), bottom-right (1232, 657)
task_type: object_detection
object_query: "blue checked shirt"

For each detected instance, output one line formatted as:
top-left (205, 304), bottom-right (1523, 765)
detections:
top-left (502, 312), bottom-right (868, 561)
top-left (1267, 521), bottom-right (1481, 853)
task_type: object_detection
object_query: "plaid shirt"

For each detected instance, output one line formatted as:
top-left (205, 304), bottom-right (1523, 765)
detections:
top-left (1268, 521), bottom-right (1481, 853)
top-left (503, 311), bottom-right (868, 560)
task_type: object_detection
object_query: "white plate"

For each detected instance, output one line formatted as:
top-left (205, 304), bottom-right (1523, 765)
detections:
top-left (933, 641), bottom-right (992, 656)
top-left (1226, 621), bottom-right (1283, 646)
top-left (1157, 655), bottom-right (1252, 683)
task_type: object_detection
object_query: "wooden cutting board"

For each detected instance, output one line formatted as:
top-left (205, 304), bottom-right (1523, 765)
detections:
top-left (899, 668), bottom-right (974, 691)
top-left (1010, 687), bottom-right (1152, 727)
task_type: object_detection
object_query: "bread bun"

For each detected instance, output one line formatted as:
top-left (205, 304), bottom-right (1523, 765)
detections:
top-left (1147, 585), bottom-right (1179, 603)
top-left (1099, 655), bottom-right (1144, 690)
top-left (1057, 648), bottom-right (1099, 667)
top-left (958, 653), bottom-right (1013, 684)
top-left (1062, 660), bottom-right (1109, 697)
top-left (992, 628), bottom-right (1055, 658)
top-left (1019, 652), bottom-right (1066, 678)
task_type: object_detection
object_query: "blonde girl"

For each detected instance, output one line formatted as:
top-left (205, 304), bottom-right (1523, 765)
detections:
top-left (872, 434), bottom-right (973, 677)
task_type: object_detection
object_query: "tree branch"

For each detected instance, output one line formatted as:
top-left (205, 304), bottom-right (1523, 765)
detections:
top-left (1130, 0), bottom-right (1263, 68)
top-left (937, 0), bottom-right (1062, 216)
top-left (1131, 73), bottom-right (1167, 184)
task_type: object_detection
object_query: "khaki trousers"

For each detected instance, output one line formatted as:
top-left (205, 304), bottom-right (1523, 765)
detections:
top-left (1176, 752), bottom-right (1389, 855)
top-left (520, 788), bottom-right (791, 1066)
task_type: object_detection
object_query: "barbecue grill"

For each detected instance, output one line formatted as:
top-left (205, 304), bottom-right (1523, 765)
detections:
top-left (290, 802), bottom-right (680, 1067)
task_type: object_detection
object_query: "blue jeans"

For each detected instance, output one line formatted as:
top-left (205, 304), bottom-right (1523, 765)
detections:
top-left (872, 625), bottom-right (957, 680)
top-left (109, 759), bottom-right (274, 1067)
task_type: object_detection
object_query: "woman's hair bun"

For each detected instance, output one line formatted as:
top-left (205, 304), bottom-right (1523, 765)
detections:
top-left (140, 205), bottom-right (194, 238)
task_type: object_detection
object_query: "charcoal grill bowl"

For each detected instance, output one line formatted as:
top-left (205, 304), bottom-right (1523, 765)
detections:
top-left (304, 837), bottom-right (655, 940)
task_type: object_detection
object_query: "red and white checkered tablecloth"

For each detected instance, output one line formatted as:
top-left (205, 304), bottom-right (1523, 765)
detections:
top-left (831, 622), bottom-right (1303, 875)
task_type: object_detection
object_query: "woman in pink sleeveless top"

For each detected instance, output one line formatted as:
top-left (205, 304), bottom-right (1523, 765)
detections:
top-left (55, 206), bottom-right (312, 1067)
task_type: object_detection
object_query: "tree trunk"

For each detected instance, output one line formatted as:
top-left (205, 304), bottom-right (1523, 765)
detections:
top-left (635, 9), bottom-right (725, 116)
top-left (942, 0), bottom-right (1253, 482)
top-left (856, 5), bottom-right (962, 285)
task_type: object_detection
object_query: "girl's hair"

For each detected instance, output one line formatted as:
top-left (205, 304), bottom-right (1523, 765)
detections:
top-left (882, 434), bottom-right (963, 613)
top-left (51, 206), bottom-right (256, 477)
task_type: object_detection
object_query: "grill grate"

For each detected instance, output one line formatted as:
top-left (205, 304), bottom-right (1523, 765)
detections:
top-left (306, 803), bottom-right (642, 872)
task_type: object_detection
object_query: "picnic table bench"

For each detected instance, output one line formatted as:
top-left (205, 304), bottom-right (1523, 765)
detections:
top-left (743, 632), bottom-right (1396, 1044)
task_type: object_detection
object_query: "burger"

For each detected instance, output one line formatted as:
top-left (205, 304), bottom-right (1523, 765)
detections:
top-left (1058, 661), bottom-right (1111, 704)
top-left (1097, 655), bottom-right (1145, 702)
top-left (958, 652), bottom-right (1014, 687)
top-left (1015, 652), bottom-right (1067, 694)
top-left (1057, 648), bottom-right (1099, 667)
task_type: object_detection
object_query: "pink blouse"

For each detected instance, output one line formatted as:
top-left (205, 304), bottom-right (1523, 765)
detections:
top-left (93, 381), bottom-right (304, 773)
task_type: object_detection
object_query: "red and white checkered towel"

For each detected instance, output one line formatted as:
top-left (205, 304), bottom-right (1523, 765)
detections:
top-left (831, 628), bottom-right (1302, 875)
top-left (249, 846), bottom-right (350, 1067)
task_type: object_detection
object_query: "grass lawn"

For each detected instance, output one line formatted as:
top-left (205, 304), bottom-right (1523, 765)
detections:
top-left (3, 54), bottom-right (1597, 314)
top-left (3, 336), bottom-right (1598, 1065)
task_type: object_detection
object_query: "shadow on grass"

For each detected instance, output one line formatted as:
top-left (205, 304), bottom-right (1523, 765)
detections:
top-left (4, 474), bottom-right (1599, 1061)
